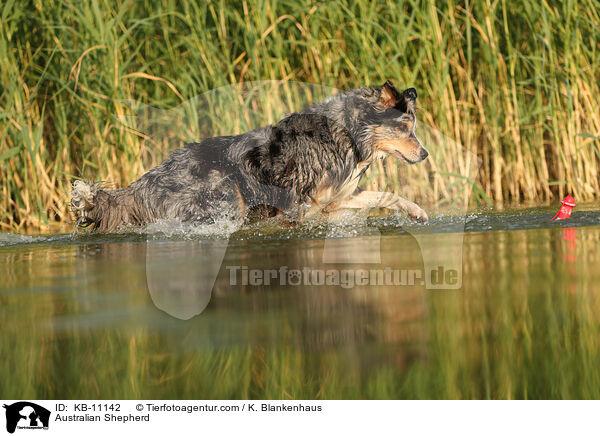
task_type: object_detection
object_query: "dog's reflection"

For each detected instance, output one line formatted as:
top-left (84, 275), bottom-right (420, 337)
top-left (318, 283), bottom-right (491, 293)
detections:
top-left (77, 232), bottom-right (427, 363)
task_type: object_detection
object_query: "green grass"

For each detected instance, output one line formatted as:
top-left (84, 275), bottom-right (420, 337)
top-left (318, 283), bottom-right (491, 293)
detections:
top-left (1, 0), bottom-right (600, 230)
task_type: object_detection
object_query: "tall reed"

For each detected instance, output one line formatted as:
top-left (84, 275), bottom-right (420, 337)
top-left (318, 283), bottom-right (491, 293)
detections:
top-left (1, 0), bottom-right (599, 230)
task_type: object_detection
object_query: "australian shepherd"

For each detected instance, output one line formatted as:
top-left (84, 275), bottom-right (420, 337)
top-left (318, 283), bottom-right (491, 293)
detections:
top-left (71, 80), bottom-right (429, 231)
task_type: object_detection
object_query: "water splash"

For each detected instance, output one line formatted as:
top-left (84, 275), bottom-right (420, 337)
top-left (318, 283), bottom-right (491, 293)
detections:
top-left (1, 206), bottom-right (599, 248)
top-left (0, 233), bottom-right (44, 247)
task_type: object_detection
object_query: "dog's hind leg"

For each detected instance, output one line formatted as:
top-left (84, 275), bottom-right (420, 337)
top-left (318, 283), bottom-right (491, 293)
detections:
top-left (327, 190), bottom-right (428, 223)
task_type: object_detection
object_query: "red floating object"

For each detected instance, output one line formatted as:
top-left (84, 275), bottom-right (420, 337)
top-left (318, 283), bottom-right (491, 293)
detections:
top-left (550, 194), bottom-right (576, 221)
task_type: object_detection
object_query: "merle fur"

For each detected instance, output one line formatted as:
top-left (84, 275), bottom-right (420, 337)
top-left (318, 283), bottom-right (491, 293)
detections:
top-left (72, 82), bottom-right (422, 231)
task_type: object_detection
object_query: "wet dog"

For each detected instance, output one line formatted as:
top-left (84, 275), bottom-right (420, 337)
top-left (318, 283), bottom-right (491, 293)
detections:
top-left (71, 80), bottom-right (429, 232)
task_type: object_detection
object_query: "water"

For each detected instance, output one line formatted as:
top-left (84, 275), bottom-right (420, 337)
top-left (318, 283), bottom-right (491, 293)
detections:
top-left (2, 206), bottom-right (600, 399)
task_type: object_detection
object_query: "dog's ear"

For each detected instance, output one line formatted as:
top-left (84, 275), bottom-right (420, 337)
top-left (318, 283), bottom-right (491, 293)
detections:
top-left (378, 80), bottom-right (402, 108)
top-left (401, 88), bottom-right (417, 113)
top-left (379, 82), bottom-right (418, 113)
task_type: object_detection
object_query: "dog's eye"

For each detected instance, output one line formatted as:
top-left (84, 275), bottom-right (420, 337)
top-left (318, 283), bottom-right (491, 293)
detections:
top-left (394, 123), bottom-right (409, 132)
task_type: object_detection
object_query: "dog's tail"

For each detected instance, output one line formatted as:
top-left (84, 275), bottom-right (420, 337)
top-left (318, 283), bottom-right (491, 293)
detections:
top-left (70, 180), bottom-right (148, 232)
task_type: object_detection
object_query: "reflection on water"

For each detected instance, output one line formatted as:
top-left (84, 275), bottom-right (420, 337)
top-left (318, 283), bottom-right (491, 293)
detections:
top-left (1, 208), bottom-right (600, 399)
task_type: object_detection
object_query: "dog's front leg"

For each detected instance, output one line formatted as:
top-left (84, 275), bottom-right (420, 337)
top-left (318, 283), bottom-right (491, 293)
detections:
top-left (328, 190), bottom-right (428, 223)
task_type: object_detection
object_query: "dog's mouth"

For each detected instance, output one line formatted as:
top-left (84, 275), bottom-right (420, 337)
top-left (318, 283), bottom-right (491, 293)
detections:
top-left (392, 150), bottom-right (420, 165)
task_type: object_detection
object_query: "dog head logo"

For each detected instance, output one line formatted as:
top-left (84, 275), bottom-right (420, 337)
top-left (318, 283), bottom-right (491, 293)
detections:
top-left (3, 402), bottom-right (50, 434)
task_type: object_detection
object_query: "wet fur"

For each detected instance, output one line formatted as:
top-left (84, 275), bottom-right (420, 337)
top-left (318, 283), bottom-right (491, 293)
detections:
top-left (71, 81), bottom-right (429, 232)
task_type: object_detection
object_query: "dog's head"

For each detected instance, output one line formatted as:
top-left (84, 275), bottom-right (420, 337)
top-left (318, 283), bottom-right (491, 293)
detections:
top-left (365, 80), bottom-right (428, 164)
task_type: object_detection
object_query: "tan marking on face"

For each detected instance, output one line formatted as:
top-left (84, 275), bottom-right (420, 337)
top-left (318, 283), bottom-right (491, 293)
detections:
top-left (372, 126), bottom-right (426, 164)
top-left (403, 119), bottom-right (415, 132)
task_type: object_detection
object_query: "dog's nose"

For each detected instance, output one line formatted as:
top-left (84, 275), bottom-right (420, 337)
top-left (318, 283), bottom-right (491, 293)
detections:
top-left (420, 148), bottom-right (429, 160)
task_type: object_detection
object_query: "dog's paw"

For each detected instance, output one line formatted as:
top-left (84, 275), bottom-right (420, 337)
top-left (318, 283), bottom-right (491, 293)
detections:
top-left (408, 207), bottom-right (428, 224)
